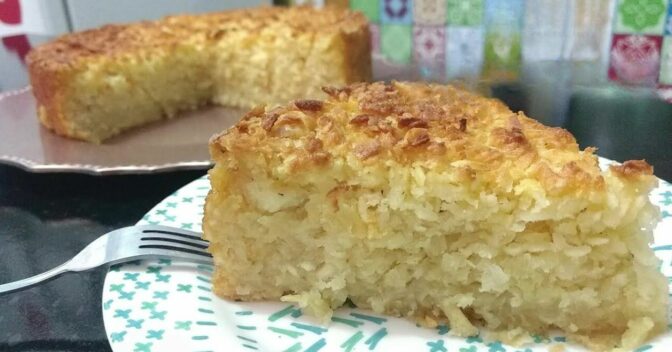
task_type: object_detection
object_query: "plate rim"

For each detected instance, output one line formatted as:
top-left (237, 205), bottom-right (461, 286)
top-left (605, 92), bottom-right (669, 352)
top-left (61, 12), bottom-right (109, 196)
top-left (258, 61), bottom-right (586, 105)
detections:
top-left (0, 153), bottom-right (212, 175)
top-left (0, 86), bottom-right (215, 175)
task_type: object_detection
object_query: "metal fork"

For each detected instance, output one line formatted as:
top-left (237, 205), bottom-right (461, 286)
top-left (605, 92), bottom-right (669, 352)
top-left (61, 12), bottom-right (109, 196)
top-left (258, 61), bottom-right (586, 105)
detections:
top-left (0, 225), bottom-right (212, 295)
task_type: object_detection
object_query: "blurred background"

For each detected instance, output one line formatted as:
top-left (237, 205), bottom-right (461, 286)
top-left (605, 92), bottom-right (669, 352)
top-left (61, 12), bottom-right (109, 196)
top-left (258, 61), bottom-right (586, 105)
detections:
top-left (1, 0), bottom-right (671, 179)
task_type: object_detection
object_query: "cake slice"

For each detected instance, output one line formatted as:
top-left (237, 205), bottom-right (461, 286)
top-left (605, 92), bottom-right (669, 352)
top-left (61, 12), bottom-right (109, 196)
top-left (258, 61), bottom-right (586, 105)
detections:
top-left (203, 82), bottom-right (667, 350)
top-left (26, 6), bottom-right (371, 143)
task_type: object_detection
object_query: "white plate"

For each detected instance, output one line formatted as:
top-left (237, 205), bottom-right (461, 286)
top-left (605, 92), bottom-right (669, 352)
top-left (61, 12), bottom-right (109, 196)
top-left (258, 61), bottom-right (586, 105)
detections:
top-left (102, 159), bottom-right (672, 352)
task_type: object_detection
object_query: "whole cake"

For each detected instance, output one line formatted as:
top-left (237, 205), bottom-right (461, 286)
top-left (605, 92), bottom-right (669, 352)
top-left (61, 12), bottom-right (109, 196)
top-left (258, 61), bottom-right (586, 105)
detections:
top-left (26, 6), bottom-right (371, 143)
top-left (203, 82), bottom-right (667, 350)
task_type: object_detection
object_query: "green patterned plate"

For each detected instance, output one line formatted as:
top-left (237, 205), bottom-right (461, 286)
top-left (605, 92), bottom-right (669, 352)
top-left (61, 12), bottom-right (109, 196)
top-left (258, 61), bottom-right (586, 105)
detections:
top-left (102, 159), bottom-right (672, 352)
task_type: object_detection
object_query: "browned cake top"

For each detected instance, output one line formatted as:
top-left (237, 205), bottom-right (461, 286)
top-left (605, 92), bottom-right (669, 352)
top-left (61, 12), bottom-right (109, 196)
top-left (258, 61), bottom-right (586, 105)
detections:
top-left (211, 82), bottom-right (654, 196)
top-left (26, 6), bottom-right (367, 70)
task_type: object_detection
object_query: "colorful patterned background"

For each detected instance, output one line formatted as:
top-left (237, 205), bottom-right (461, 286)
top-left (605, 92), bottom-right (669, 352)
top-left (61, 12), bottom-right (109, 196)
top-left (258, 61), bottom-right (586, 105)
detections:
top-left (342, 0), bottom-right (672, 101)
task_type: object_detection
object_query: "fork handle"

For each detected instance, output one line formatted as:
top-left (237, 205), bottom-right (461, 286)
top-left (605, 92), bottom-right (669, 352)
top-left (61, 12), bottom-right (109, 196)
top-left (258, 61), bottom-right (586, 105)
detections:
top-left (0, 261), bottom-right (71, 296)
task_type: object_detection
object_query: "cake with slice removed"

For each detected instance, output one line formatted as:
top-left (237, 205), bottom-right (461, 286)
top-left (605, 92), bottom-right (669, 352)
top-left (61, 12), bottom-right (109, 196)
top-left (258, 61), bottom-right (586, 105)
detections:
top-left (26, 6), bottom-right (371, 143)
top-left (203, 81), bottom-right (667, 351)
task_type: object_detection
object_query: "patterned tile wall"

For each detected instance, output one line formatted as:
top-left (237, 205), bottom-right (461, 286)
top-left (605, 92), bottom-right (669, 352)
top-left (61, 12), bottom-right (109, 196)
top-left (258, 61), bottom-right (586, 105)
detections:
top-left (345, 0), bottom-right (672, 101)
top-left (351, 0), bottom-right (536, 81)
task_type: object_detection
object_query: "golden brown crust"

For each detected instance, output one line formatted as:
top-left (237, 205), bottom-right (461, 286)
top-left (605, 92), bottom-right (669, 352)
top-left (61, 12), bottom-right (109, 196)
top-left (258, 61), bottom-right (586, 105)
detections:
top-left (212, 82), bottom-right (655, 195)
top-left (340, 17), bottom-right (372, 83)
top-left (26, 6), bottom-right (368, 73)
top-left (610, 159), bottom-right (654, 178)
top-left (27, 53), bottom-right (72, 138)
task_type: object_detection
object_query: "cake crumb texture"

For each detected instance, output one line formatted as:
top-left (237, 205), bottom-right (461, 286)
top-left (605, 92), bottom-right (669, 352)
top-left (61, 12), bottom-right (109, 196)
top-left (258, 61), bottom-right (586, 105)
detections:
top-left (204, 82), bottom-right (667, 351)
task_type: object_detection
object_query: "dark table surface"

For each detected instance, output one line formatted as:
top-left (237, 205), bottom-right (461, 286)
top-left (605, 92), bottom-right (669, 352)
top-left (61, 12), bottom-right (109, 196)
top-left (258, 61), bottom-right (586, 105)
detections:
top-left (0, 165), bottom-right (205, 352)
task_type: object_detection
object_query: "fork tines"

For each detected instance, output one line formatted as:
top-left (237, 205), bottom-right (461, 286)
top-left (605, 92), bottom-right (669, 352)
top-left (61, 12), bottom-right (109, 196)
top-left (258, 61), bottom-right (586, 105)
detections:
top-left (138, 226), bottom-right (211, 257)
